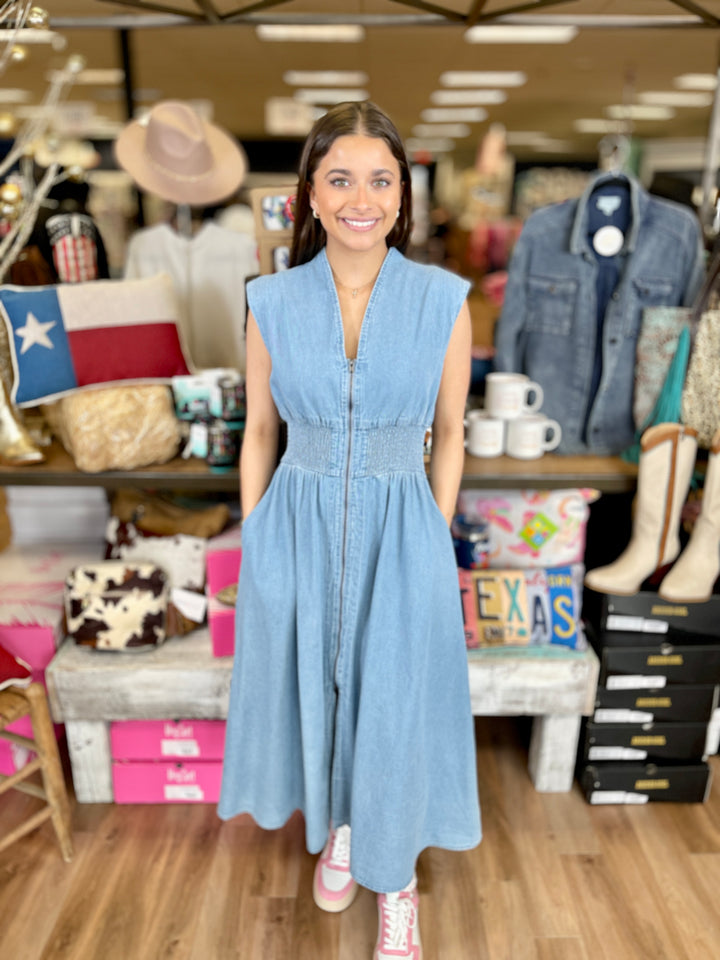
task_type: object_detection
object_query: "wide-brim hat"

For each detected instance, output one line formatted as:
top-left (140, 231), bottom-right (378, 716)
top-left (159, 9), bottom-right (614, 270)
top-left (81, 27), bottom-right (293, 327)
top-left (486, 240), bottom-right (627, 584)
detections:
top-left (114, 100), bottom-right (247, 206)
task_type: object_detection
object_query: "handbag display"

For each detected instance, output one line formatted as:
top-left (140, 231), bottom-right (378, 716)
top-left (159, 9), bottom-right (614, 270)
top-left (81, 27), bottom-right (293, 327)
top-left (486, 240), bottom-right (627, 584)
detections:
top-left (64, 561), bottom-right (170, 652)
top-left (681, 306), bottom-right (720, 448)
top-left (633, 305), bottom-right (692, 431)
top-left (632, 247), bottom-right (720, 447)
top-left (104, 517), bottom-right (208, 637)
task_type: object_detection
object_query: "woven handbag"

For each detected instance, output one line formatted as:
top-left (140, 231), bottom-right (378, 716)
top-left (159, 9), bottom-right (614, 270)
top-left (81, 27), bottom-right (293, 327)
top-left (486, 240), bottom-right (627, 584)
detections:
top-left (681, 308), bottom-right (720, 448)
top-left (681, 250), bottom-right (720, 448)
top-left (633, 305), bottom-right (692, 431)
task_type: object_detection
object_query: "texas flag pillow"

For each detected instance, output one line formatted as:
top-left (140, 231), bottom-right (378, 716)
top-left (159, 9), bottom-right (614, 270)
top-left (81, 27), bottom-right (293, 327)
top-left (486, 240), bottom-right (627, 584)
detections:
top-left (0, 273), bottom-right (192, 407)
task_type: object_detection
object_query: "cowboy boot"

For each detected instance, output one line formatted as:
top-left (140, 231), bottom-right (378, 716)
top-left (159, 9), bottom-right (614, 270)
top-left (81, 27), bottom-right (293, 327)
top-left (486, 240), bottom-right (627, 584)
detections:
top-left (658, 427), bottom-right (720, 602)
top-left (584, 423), bottom-right (697, 596)
top-left (0, 380), bottom-right (44, 465)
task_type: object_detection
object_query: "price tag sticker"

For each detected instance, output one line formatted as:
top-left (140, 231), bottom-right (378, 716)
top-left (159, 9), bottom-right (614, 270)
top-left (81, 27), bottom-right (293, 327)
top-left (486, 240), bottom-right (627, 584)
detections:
top-left (161, 739), bottom-right (200, 758)
top-left (164, 784), bottom-right (205, 801)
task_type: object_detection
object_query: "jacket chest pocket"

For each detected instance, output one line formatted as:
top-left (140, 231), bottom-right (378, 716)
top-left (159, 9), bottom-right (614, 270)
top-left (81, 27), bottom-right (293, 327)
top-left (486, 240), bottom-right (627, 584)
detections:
top-left (526, 275), bottom-right (577, 335)
top-left (632, 277), bottom-right (676, 307)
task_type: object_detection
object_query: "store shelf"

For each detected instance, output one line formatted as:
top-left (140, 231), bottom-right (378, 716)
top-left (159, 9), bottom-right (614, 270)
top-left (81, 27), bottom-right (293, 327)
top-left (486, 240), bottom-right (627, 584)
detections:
top-left (0, 441), bottom-right (638, 494)
top-left (0, 441), bottom-right (240, 492)
top-left (460, 452), bottom-right (638, 493)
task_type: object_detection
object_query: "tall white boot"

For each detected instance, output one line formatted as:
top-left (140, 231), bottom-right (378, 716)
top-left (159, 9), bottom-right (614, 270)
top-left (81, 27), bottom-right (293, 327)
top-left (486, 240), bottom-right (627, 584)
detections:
top-left (584, 423), bottom-right (698, 596)
top-left (658, 428), bottom-right (720, 602)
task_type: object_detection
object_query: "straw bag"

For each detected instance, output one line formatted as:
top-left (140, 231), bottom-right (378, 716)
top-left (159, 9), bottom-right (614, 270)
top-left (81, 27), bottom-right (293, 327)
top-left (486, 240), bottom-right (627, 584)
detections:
top-left (624, 250), bottom-right (720, 463)
top-left (681, 251), bottom-right (720, 448)
top-left (681, 311), bottom-right (720, 448)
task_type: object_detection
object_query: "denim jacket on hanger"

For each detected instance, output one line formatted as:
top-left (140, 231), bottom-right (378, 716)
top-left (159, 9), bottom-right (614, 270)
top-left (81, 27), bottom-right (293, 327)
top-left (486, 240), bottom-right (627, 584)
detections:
top-left (494, 170), bottom-right (705, 455)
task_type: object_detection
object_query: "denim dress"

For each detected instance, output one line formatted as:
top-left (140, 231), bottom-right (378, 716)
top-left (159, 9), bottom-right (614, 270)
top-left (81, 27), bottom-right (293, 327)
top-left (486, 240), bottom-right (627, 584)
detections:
top-left (218, 247), bottom-right (482, 893)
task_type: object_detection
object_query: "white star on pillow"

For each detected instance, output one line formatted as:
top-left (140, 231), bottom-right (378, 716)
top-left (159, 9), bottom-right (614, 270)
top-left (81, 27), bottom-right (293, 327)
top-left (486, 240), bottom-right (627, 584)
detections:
top-left (15, 311), bottom-right (56, 354)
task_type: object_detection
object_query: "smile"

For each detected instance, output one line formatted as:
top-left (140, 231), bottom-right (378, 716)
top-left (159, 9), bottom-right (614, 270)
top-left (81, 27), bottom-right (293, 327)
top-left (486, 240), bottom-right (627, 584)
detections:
top-left (340, 218), bottom-right (380, 231)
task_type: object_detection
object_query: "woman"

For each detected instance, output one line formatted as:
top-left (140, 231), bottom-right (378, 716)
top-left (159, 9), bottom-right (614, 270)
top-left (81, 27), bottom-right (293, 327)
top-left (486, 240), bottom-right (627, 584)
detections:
top-left (218, 101), bottom-right (481, 959)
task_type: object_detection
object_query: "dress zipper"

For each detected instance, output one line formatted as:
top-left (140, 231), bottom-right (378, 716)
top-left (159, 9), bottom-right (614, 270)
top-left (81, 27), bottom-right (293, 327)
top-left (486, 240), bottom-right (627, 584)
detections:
top-left (335, 358), bottom-right (356, 685)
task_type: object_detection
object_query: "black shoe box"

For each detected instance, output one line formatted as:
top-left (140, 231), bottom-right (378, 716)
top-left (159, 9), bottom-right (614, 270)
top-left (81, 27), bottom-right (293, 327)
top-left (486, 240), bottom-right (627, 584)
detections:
top-left (580, 761), bottom-right (713, 804)
top-left (593, 684), bottom-right (719, 724)
top-left (582, 721), bottom-right (709, 762)
top-left (600, 592), bottom-right (720, 643)
top-left (599, 643), bottom-right (720, 686)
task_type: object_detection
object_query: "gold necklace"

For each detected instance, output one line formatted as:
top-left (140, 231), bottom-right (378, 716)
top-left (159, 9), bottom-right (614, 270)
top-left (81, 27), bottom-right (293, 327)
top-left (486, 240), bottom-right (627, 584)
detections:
top-left (330, 265), bottom-right (381, 299)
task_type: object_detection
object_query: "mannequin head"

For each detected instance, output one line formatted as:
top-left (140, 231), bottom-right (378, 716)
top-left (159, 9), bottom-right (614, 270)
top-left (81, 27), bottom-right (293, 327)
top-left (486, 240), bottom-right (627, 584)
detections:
top-left (290, 101), bottom-right (412, 267)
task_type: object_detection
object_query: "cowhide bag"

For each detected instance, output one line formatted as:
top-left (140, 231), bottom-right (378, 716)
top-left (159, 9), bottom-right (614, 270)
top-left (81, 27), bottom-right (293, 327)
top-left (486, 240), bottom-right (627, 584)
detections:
top-left (64, 561), bottom-right (170, 652)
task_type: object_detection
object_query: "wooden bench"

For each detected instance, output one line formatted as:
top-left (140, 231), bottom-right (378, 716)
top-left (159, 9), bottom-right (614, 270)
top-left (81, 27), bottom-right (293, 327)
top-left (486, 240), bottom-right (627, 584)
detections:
top-left (46, 629), bottom-right (599, 802)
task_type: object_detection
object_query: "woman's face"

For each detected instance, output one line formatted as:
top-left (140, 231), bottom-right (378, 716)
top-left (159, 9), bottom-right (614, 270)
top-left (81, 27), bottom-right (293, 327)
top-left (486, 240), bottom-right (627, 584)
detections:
top-left (309, 133), bottom-right (402, 259)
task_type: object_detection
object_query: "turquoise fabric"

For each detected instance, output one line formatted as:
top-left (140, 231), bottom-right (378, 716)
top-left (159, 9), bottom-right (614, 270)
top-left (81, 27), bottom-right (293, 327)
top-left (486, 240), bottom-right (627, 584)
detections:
top-left (218, 247), bottom-right (482, 893)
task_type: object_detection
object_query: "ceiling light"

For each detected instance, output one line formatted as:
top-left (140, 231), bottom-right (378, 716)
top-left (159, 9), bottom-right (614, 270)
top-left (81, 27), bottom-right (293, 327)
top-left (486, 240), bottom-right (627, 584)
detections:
top-left (606, 104), bottom-right (675, 121)
top-left (405, 137), bottom-right (455, 154)
top-left (465, 25), bottom-right (578, 43)
top-left (574, 119), bottom-right (621, 134)
top-left (294, 88), bottom-right (368, 104)
top-left (675, 73), bottom-right (716, 91)
top-left (421, 108), bottom-right (487, 123)
top-left (504, 131), bottom-right (549, 145)
top-left (638, 91), bottom-right (713, 108)
top-left (0, 28), bottom-right (66, 50)
top-left (430, 90), bottom-right (506, 106)
top-left (284, 71), bottom-right (368, 86)
top-left (0, 89), bottom-right (30, 104)
top-left (440, 71), bottom-right (526, 87)
top-left (256, 25), bottom-right (364, 43)
top-left (47, 68), bottom-right (125, 86)
top-left (412, 124), bottom-right (470, 139)
top-left (531, 139), bottom-right (575, 153)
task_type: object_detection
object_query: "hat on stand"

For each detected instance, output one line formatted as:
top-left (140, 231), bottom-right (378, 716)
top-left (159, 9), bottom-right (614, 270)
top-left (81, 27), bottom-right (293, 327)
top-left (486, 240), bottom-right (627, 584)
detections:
top-left (114, 100), bottom-right (247, 206)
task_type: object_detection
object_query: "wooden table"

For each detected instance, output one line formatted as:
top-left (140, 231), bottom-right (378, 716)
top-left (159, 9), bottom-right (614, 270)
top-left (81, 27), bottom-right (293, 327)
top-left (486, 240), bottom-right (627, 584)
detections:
top-left (26, 441), bottom-right (615, 800)
top-left (46, 630), bottom-right (599, 801)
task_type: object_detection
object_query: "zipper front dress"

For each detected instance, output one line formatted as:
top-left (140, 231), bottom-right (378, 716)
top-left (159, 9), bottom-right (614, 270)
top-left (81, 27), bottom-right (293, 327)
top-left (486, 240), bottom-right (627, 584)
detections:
top-left (218, 247), bottom-right (482, 893)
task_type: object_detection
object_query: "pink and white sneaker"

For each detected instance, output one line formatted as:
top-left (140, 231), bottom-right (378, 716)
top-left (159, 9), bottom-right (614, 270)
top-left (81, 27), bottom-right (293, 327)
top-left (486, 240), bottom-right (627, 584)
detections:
top-left (313, 824), bottom-right (358, 912)
top-left (374, 877), bottom-right (422, 959)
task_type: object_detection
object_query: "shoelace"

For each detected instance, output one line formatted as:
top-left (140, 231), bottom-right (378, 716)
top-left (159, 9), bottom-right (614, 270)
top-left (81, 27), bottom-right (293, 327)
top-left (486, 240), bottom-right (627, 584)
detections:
top-left (381, 893), bottom-right (417, 951)
top-left (329, 824), bottom-right (351, 868)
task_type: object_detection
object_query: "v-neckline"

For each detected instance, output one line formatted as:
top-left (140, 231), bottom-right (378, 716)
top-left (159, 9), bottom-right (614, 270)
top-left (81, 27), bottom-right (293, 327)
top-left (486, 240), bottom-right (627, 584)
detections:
top-left (322, 247), bottom-right (394, 363)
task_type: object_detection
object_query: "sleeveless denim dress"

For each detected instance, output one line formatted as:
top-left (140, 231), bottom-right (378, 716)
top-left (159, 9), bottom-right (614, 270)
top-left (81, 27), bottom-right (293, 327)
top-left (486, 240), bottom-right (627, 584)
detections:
top-left (218, 247), bottom-right (482, 893)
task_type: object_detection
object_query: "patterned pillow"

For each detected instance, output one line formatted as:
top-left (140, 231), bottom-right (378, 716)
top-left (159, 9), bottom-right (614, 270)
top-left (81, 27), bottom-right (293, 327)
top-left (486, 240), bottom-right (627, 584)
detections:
top-left (0, 273), bottom-right (192, 407)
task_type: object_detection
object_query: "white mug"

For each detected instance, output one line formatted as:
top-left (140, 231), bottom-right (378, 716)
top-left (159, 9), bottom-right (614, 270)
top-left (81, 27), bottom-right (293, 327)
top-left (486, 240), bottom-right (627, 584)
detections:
top-left (464, 410), bottom-right (505, 458)
top-left (506, 414), bottom-right (562, 460)
top-left (485, 373), bottom-right (544, 420)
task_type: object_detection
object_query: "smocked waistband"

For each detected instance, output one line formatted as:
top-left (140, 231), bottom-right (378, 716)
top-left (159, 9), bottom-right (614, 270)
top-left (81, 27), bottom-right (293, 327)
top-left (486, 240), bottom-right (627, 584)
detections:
top-left (282, 421), bottom-right (426, 476)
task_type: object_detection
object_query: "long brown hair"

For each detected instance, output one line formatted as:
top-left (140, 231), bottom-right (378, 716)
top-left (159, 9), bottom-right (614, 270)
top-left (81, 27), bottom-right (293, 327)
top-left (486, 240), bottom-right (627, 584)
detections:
top-left (289, 101), bottom-right (412, 268)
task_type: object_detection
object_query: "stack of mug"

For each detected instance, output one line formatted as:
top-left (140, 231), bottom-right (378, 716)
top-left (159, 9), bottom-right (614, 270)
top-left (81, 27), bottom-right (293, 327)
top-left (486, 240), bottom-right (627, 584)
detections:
top-left (466, 372), bottom-right (562, 460)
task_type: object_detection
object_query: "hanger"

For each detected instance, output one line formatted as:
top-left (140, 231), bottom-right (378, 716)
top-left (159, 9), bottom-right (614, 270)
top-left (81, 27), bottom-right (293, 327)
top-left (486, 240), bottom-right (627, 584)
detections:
top-left (597, 134), bottom-right (632, 182)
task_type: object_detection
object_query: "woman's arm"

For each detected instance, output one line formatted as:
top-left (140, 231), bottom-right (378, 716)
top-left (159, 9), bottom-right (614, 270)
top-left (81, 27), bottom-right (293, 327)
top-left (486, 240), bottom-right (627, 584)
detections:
top-left (240, 311), bottom-right (280, 520)
top-left (430, 300), bottom-right (472, 526)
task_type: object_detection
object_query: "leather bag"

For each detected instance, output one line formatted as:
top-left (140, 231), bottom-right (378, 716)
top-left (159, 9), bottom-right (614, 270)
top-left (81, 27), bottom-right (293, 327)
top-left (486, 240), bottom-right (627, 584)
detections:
top-left (64, 561), bottom-right (170, 652)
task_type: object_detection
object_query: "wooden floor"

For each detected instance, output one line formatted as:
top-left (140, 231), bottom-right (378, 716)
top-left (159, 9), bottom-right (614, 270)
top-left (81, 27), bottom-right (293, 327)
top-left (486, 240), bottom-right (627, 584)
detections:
top-left (2, 717), bottom-right (720, 960)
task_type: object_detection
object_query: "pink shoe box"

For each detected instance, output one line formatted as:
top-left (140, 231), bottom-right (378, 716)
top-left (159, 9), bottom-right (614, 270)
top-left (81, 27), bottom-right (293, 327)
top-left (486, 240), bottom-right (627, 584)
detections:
top-left (110, 719), bottom-right (226, 761)
top-left (0, 714), bottom-right (64, 775)
top-left (0, 545), bottom-right (99, 670)
top-left (206, 524), bottom-right (242, 596)
top-left (112, 760), bottom-right (224, 803)
top-left (0, 623), bottom-right (62, 672)
top-left (208, 596), bottom-right (235, 658)
top-left (0, 738), bottom-right (34, 775)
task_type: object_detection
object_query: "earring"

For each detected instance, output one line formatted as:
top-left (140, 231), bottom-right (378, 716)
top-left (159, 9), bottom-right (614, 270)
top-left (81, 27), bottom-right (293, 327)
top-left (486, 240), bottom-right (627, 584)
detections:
top-left (312, 207), bottom-right (319, 219)
top-left (396, 209), bottom-right (400, 220)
